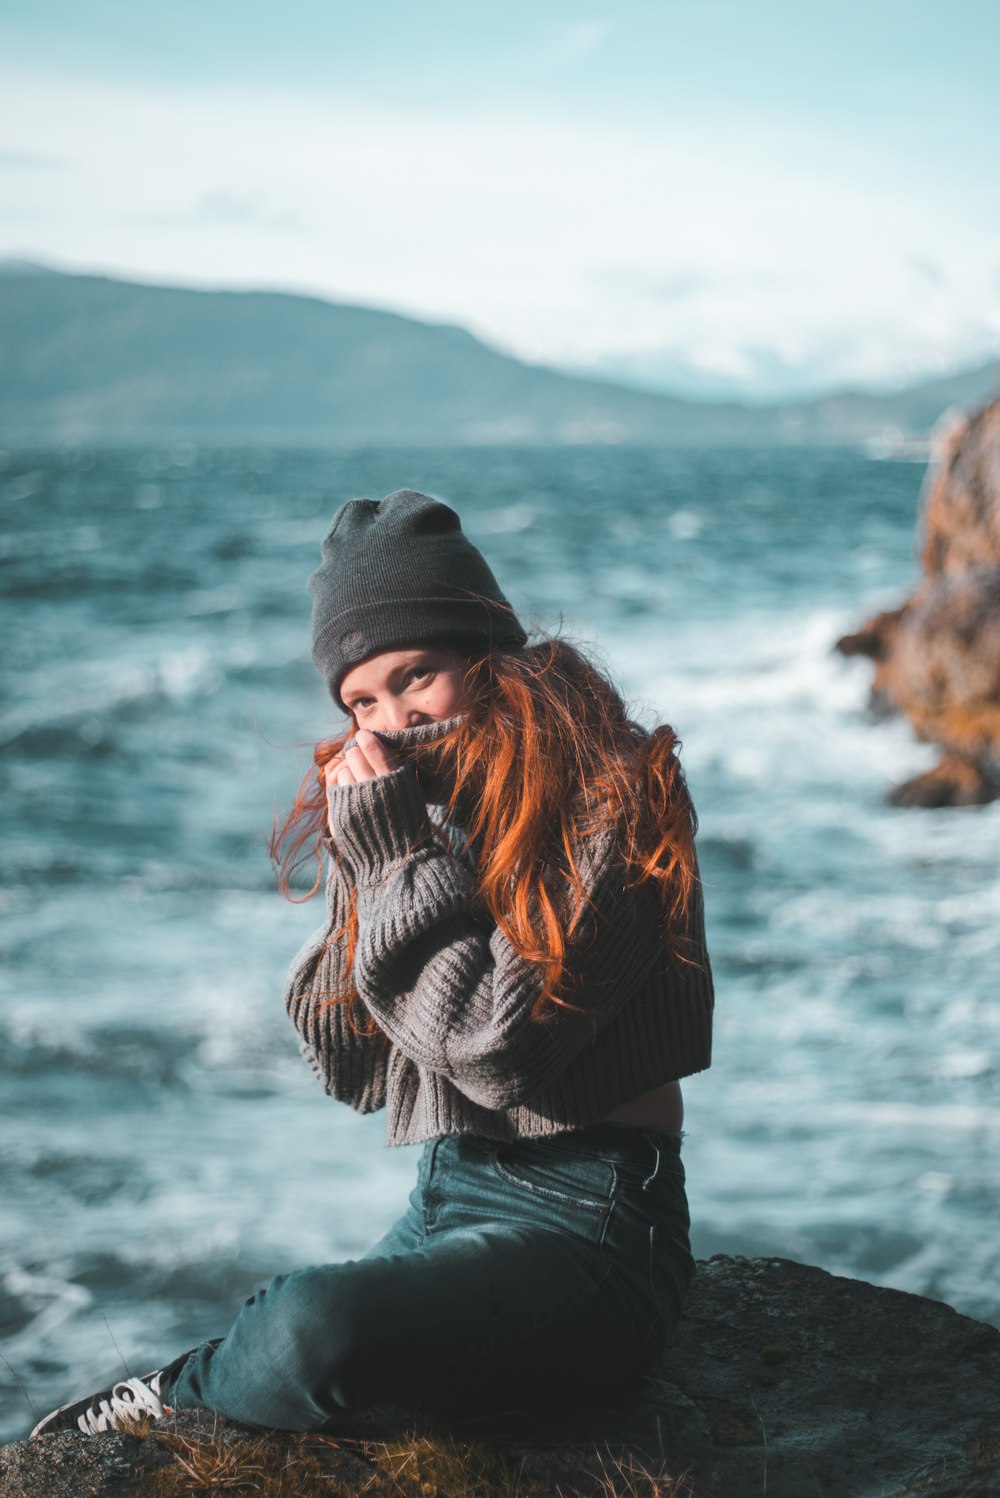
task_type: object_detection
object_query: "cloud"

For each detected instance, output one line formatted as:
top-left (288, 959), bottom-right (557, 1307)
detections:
top-left (194, 191), bottom-right (265, 224)
top-left (647, 271), bottom-right (719, 300)
top-left (0, 147), bottom-right (69, 170)
top-left (533, 20), bottom-right (611, 67)
top-left (192, 191), bottom-right (302, 229)
top-left (131, 191), bottom-right (303, 231)
top-left (1, 71), bottom-right (997, 394)
top-left (906, 256), bottom-right (946, 286)
top-left (599, 268), bottom-right (715, 301)
top-left (592, 267), bottom-right (787, 303)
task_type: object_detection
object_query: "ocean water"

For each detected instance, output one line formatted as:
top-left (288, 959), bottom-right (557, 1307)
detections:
top-left (1, 443), bottom-right (997, 1439)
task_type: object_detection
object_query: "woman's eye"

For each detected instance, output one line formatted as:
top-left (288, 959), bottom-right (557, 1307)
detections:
top-left (408, 668), bottom-right (433, 685)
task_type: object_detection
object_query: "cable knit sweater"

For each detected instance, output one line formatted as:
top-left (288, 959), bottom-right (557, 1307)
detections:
top-left (284, 715), bottom-right (714, 1147)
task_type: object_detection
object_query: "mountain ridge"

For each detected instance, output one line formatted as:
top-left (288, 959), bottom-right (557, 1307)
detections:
top-left (1, 262), bottom-right (996, 445)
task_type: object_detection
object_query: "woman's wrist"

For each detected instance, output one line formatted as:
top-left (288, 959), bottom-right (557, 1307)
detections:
top-left (326, 763), bottom-right (435, 882)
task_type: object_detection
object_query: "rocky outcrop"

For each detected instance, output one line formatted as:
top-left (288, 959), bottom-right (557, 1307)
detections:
top-left (836, 398), bottom-right (1000, 806)
top-left (5, 1255), bottom-right (1000, 1498)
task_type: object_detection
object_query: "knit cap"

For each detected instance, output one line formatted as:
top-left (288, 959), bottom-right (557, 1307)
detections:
top-left (309, 489), bottom-right (528, 711)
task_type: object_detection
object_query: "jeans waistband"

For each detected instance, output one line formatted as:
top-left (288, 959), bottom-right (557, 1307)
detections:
top-left (534, 1119), bottom-right (684, 1162)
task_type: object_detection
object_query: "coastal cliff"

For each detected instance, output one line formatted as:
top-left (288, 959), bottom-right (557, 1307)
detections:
top-left (837, 397), bottom-right (1000, 806)
top-left (5, 1254), bottom-right (999, 1497)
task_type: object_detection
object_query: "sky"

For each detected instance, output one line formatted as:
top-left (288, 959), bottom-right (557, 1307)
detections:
top-left (2, 0), bottom-right (999, 402)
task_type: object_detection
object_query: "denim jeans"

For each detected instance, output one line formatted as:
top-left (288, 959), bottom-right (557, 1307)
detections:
top-left (165, 1120), bottom-right (696, 1432)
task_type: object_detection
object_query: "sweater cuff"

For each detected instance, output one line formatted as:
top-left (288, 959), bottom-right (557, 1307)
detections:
top-left (326, 764), bottom-right (434, 881)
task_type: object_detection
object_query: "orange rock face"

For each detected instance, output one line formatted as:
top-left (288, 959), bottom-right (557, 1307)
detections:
top-left (835, 398), bottom-right (1000, 806)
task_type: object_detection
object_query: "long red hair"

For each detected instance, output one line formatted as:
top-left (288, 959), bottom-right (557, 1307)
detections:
top-left (270, 632), bottom-right (704, 1043)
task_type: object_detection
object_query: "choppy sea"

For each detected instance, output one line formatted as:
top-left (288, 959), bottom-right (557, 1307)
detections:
top-left (1, 443), bottom-right (997, 1438)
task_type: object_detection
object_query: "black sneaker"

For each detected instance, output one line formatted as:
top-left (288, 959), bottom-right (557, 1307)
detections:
top-left (30, 1353), bottom-right (189, 1438)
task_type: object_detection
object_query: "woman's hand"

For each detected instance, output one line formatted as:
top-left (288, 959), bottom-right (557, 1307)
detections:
top-left (324, 729), bottom-right (401, 791)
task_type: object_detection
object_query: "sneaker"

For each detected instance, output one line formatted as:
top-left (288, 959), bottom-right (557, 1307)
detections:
top-left (31, 1363), bottom-right (177, 1438)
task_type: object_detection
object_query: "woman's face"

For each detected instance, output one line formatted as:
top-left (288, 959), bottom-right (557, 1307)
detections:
top-left (339, 645), bottom-right (471, 732)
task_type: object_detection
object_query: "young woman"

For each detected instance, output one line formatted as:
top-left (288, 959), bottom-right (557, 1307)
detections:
top-left (32, 488), bottom-right (714, 1438)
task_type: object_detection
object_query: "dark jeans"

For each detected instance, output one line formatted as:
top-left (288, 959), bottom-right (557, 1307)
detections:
top-left (165, 1120), bottom-right (695, 1431)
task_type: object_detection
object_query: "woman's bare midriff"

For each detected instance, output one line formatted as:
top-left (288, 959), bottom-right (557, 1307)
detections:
top-left (601, 1079), bottom-right (684, 1134)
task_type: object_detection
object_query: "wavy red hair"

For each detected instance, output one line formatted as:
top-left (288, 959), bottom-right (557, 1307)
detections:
top-left (269, 633), bottom-right (704, 1042)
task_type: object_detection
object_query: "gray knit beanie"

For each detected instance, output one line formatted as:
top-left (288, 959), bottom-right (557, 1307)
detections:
top-left (309, 489), bottom-right (528, 711)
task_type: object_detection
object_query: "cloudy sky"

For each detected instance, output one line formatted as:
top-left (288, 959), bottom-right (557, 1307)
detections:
top-left (2, 0), bottom-right (998, 401)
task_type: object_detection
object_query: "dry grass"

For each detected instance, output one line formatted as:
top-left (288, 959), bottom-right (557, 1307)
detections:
top-left (971, 1427), bottom-right (1000, 1472)
top-left (563, 1443), bottom-right (696, 1498)
top-left (126, 1420), bottom-right (697, 1497)
top-left (147, 1428), bottom-right (363, 1496)
top-left (139, 1422), bottom-right (542, 1497)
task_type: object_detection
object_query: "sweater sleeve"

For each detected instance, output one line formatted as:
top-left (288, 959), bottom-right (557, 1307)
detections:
top-left (283, 841), bottom-right (388, 1114)
top-left (325, 762), bottom-right (684, 1111)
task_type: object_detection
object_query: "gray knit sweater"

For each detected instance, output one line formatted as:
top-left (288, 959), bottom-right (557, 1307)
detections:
top-left (284, 715), bottom-right (714, 1147)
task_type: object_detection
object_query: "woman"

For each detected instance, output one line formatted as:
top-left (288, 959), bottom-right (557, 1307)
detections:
top-left (31, 488), bottom-right (714, 1438)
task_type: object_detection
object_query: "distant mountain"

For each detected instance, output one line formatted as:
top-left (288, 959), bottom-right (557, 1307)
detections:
top-left (1, 262), bottom-right (996, 445)
top-left (563, 345), bottom-right (1000, 411)
top-left (775, 360), bottom-right (1000, 442)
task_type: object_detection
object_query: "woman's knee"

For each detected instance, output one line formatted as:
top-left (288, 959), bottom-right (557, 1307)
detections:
top-left (248, 1262), bottom-right (378, 1409)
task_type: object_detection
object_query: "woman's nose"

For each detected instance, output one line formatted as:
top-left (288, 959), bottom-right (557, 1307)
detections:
top-left (380, 702), bottom-right (429, 731)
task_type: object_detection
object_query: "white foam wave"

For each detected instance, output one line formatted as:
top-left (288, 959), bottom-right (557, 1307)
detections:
top-left (0, 1263), bottom-right (93, 1358)
top-left (0, 647), bottom-right (223, 746)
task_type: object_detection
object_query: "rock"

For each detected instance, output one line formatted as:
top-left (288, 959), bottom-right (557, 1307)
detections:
top-left (836, 398), bottom-right (1000, 805)
top-left (5, 1255), bottom-right (1000, 1497)
top-left (0, 1425), bottom-right (172, 1498)
top-left (921, 401), bottom-right (1000, 579)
